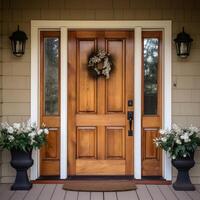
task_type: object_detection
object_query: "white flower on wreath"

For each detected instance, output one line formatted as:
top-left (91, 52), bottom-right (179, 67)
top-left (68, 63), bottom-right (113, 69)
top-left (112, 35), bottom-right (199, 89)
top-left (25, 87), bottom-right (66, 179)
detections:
top-left (102, 57), bottom-right (111, 79)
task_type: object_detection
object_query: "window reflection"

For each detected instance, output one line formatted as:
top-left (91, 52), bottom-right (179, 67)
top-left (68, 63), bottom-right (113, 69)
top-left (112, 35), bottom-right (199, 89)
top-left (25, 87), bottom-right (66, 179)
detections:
top-left (44, 37), bottom-right (59, 115)
top-left (143, 38), bottom-right (159, 115)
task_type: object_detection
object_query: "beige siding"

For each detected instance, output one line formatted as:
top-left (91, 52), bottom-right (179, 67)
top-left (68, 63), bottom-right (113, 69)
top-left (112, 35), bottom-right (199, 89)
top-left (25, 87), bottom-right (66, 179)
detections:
top-left (0, 0), bottom-right (200, 183)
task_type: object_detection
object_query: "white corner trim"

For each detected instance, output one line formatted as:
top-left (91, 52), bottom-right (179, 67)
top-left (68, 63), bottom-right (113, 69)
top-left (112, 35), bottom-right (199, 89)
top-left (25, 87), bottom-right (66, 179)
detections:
top-left (163, 22), bottom-right (172, 180)
top-left (30, 26), bottom-right (40, 180)
top-left (60, 27), bottom-right (68, 179)
top-left (30, 20), bottom-right (172, 180)
top-left (134, 27), bottom-right (142, 179)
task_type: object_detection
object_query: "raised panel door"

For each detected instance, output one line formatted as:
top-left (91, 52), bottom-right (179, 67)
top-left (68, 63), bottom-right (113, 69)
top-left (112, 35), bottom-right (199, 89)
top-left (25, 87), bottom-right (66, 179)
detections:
top-left (68, 30), bottom-right (134, 175)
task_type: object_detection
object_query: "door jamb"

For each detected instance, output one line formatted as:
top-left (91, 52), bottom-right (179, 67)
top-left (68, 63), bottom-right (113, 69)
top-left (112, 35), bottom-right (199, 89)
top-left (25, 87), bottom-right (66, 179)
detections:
top-left (31, 20), bottom-right (172, 180)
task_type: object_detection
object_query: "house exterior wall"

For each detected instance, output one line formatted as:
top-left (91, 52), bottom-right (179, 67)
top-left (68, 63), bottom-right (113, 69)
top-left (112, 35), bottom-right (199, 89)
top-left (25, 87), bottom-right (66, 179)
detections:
top-left (1, 0), bottom-right (200, 183)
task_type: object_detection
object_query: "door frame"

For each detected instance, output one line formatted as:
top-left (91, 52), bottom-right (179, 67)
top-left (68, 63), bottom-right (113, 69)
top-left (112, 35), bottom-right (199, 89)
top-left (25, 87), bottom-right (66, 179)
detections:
top-left (31, 20), bottom-right (172, 180)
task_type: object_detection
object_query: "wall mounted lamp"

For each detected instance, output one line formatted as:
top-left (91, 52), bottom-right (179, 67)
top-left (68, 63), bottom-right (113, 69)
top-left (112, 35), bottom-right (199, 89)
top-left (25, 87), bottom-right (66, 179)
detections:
top-left (9, 25), bottom-right (28, 57)
top-left (174, 27), bottom-right (193, 59)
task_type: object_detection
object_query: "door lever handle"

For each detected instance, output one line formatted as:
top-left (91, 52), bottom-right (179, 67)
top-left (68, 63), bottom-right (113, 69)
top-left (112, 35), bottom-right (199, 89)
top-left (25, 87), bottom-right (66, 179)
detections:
top-left (127, 111), bottom-right (134, 136)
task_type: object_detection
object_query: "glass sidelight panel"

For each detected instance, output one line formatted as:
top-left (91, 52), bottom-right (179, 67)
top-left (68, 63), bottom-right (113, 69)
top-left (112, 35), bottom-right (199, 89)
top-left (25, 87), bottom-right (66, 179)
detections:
top-left (143, 38), bottom-right (159, 115)
top-left (142, 31), bottom-right (162, 176)
top-left (44, 37), bottom-right (59, 115)
top-left (40, 31), bottom-right (60, 176)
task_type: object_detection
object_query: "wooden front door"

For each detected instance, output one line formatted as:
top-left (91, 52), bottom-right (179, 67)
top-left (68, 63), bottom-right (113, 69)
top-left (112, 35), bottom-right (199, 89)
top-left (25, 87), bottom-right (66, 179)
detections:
top-left (68, 30), bottom-right (134, 176)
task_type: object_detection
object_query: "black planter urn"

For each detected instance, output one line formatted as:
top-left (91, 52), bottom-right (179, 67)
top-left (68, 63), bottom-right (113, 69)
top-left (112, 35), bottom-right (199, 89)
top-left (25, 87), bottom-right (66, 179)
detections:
top-left (172, 155), bottom-right (195, 191)
top-left (10, 148), bottom-right (33, 190)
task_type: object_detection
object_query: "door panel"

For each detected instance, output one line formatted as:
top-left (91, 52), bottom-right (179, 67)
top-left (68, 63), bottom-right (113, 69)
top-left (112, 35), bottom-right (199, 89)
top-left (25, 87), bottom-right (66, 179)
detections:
top-left (68, 30), bottom-right (134, 176)
top-left (77, 40), bottom-right (97, 113)
top-left (142, 31), bottom-right (162, 176)
top-left (40, 31), bottom-right (60, 176)
top-left (106, 40), bottom-right (125, 113)
top-left (76, 127), bottom-right (97, 159)
top-left (106, 127), bottom-right (125, 159)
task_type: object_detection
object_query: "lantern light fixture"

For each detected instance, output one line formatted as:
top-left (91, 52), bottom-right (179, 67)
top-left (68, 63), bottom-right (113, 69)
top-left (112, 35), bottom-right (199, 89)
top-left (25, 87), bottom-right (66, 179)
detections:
top-left (9, 25), bottom-right (28, 57)
top-left (174, 27), bottom-right (193, 59)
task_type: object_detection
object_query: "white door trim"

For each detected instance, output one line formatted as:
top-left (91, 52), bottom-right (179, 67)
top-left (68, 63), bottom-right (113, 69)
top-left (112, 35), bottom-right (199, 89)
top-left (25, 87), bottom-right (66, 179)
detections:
top-left (30, 20), bottom-right (172, 180)
top-left (134, 27), bottom-right (142, 179)
top-left (60, 27), bottom-right (68, 179)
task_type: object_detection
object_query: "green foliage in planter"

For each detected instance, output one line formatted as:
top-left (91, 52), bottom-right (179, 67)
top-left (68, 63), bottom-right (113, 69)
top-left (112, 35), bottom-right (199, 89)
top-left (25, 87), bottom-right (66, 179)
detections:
top-left (0, 120), bottom-right (49, 151)
top-left (154, 124), bottom-right (200, 159)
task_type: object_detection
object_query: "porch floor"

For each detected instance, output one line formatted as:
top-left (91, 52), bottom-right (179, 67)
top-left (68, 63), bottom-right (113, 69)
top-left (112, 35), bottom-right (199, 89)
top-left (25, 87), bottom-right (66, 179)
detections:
top-left (0, 184), bottom-right (200, 200)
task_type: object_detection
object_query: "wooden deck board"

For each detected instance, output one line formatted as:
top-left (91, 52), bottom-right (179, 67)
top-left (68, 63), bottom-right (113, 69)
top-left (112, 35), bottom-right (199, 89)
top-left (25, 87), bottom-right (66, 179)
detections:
top-left (51, 184), bottom-right (66, 200)
top-left (37, 184), bottom-right (56, 200)
top-left (65, 191), bottom-right (78, 200)
top-left (0, 184), bottom-right (199, 200)
top-left (0, 184), bottom-right (15, 200)
top-left (24, 184), bottom-right (44, 200)
top-left (146, 185), bottom-right (166, 200)
top-left (195, 185), bottom-right (200, 193)
top-left (158, 185), bottom-right (178, 200)
top-left (78, 192), bottom-right (90, 200)
top-left (10, 190), bottom-right (28, 200)
top-left (104, 192), bottom-right (117, 200)
top-left (117, 191), bottom-right (139, 200)
top-left (186, 190), bottom-right (200, 200)
top-left (169, 185), bottom-right (192, 200)
top-left (136, 185), bottom-right (152, 200)
top-left (91, 192), bottom-right (103, 200)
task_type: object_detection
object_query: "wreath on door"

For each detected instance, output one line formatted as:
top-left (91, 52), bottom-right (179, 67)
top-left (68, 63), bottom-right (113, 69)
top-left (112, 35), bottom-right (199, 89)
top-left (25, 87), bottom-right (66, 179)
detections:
top-left (88, 49), bottom-right (113, 79)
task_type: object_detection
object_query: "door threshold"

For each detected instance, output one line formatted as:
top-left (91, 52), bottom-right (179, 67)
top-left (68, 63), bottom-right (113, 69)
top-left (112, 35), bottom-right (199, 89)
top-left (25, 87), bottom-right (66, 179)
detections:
top-left (32, 176), bottom-right (171, 185)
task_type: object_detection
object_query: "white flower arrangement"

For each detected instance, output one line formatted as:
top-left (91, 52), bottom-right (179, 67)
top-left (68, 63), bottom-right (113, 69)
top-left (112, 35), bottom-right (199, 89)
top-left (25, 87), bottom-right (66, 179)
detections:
top-left (0, 120), bottom-right (49, 151)
top-left (154, 124), bottom-right (200, 159)
top-left (88, 49), bottom-right (112, 79)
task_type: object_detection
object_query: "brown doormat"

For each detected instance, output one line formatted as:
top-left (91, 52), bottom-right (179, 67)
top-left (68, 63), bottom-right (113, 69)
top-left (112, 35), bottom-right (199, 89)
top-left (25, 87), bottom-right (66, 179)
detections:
top-left (63, 180), bottom-right (137, 192)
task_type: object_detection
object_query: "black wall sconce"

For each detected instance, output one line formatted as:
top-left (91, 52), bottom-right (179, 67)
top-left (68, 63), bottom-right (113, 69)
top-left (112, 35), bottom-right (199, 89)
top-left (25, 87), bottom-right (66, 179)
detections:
top-left (174, 27), bottom-right (193, 59)
top-left (9, 25), bottom-right (28, 57)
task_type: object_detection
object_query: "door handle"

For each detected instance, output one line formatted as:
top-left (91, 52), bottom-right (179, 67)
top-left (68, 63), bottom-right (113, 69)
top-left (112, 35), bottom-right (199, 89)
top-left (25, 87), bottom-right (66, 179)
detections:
top-left (127, 111), bottom-right (134, 136)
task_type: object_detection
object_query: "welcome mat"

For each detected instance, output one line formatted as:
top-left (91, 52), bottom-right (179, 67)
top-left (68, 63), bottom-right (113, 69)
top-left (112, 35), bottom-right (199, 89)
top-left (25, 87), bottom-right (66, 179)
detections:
top-left (63, 180), bottom-right (137, 192)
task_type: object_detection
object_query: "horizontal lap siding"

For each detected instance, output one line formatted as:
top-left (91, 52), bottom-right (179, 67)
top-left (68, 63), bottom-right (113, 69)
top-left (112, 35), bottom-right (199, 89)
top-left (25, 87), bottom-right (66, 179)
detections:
top-left (1, 0), bottom-right (200, 183)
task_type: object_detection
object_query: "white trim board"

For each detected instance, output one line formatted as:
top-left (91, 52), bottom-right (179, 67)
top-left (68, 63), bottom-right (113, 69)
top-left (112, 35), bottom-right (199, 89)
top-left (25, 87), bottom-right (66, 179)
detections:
top-left (31, 20), bottom-right (172, 180)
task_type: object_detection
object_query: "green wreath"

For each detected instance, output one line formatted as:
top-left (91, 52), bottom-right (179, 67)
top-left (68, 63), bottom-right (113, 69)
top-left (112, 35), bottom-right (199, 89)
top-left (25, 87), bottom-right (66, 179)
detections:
top-left (88, 49), bottom-right (112, 79)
